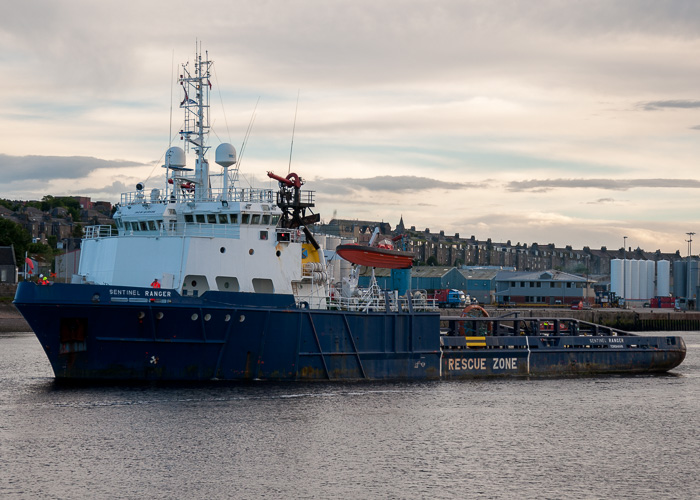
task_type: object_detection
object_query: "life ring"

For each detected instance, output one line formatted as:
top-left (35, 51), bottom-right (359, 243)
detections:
top-left (458, 304), bottom-right (491, 336)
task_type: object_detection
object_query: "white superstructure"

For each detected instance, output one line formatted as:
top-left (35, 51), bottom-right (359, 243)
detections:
top-left (76, 47), bottom-right (330, 308)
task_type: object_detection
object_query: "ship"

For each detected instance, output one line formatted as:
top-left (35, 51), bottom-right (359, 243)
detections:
top-left (13, 49), bottom-right (686, 381)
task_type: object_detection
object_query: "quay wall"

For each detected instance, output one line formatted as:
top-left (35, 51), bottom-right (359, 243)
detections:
top-left (447, 307), bottom-right (700, 332)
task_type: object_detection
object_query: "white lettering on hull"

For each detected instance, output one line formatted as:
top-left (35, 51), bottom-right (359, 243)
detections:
top-left (446, 357), bottom-right (518, 372)
top-left (109, 288), bottom-right (173, 298)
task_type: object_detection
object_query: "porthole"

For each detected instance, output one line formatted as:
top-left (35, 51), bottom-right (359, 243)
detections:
top-left (191, 313), bottom-right (199, 321)
top-left (249, 249), bottom-right (254, 255)
top-left (220, 247), bottom-right (226, 253)
top-left (204, 314), bottom-right (211, 321)
top-left (224, 282), bottom-right (229, 289)
top-left (239, 315), bottom-right (245, 322)
top-left (138, 311), bottom-right (145, 319)
top-left (191, 280), bottom-right (197, 287)
top-left (156, 312), bottom-right (164, 320)
top-left (224, 314), bottom-right (231, 322)
top-left (276, 250), bottom-right (281, 257)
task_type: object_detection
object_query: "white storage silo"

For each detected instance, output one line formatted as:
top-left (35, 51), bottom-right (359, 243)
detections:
top-left (611, 259), bottom-right (623, 297)
top-left (315, 234), bottom-right (327, 250)
top-left (657, 260), bottom-right (670, 297)
top-left (624, 259), bottom-right (632, 299)
top-left (645, 260), bottom-right (655, 299)
top-left (639, 261), bottom-right (648, 300)
top-left (630, 260), bottom-right (640, 300)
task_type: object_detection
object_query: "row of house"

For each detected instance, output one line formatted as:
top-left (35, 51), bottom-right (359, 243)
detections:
top-left (0, 197), bottom-right (112, 247)
top-left (317, 217), bottom-right (682, 276)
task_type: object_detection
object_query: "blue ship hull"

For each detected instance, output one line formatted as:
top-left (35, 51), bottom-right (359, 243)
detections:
top-left (14, 282), bottom-right (686, 381)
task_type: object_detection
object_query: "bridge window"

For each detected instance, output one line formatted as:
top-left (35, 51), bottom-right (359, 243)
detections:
top-left (196, 214), bottom-right (205, 224)
top-left (185, 214), bottom-right (194, 223)
top-left (218, 214), bottom-right (228, 223)
top-left (262, 214), bottom-right (271, 225)
top-left (230, 214), bottom-right (238, 224)
top-left (271, 215), bottom-right (280, 225)
top-left (147, 220), bottom-right (156, 230)
top-left (241, 214), bottom-right (250, 224)
top-left (251, 214), bottom-right (261, 224)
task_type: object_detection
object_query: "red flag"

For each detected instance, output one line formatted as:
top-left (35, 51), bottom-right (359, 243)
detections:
top-left (207, 79), bottom-right (212, 90)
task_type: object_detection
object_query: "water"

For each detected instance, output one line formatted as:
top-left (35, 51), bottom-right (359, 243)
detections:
top-left (1, 332), bottom-right (699, 500)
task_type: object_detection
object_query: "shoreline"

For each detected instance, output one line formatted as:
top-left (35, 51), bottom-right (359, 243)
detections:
top-left (0, 303), bottom-right (31, 332)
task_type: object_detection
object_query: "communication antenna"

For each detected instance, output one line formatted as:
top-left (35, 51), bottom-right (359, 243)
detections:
top-left (288, 90), bottom-right (300, 174)
top-left (237, 97), bottom-right (260, 174)
top-left (169, 49), bottom-right (174, 148)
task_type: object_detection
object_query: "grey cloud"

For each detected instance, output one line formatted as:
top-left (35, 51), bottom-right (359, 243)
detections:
top-left (640, 100), bottom-right (700, 111)
top-left (506, 178), bottom-right (700, 192)
top-left (312, 176), bottom-right (478, 196)
top-left (584, 198), bottom-right (616, 205)
top-left (0, 154), bottom-right (144, 183)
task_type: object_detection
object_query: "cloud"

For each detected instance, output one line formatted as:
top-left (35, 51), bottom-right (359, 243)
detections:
top-left (0, 154), bottom-right (145, 184)
top-left (506, 178), bottom-right (700, 192)
top-left (311, 175), bottom-right (479, 196)
top-left (639, 100), bottom-right (700, 111)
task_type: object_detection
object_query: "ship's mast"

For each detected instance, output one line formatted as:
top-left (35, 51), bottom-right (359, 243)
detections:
top-left (179, 45), bottom-right (212, 201)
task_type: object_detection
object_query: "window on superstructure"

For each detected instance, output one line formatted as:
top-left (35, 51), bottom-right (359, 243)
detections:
top-left (230, 214), bottom-right (238, 224)
top-left (208, 214), bottom-right (217, 224)
top-left (271, 215), bottom-right (280, 226)
top-left (241, 214), bottom-right (250, 224)
top-left (147, 221), bottom-right (156, 231)
top-left (185, 214), bottom-right (194, 223)
top-left (260, 230), bottom-right (268, 240)
top-left (251, 214), bottom-right (261, 224)
top-left (218, 214), bottom-right (228, 223)
top-left (196, 214), bottom-right (205, 224)
top-left (262, 214), bottom-right (271, 225)
top-left (140, 221), bottom-right (148, 231)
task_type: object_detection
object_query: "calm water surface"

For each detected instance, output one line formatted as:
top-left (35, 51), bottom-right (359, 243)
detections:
top-left (1, 331), bottom-right (699, 499)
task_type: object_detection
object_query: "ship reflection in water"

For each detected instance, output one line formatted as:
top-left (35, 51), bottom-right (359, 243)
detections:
top-left (1, 331), bottom-right (699, 498)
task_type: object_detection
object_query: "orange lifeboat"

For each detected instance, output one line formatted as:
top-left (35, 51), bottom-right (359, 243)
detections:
top-left (335, 244), bottom-right (414, 269)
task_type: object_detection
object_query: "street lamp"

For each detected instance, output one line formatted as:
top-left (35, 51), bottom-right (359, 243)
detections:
top-left (686, 232), bottom-right (695, 303)
top-left (622, 236), bottom-right (628, 307)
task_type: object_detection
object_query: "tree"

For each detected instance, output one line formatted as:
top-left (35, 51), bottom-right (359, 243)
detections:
top-left (573, 264), bottom-right (590, 275)
top-left (0, 219), bottom-right (32, 264)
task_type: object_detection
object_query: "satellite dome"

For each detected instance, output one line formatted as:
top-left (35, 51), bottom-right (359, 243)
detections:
top-left (215, 143), bottom-right (237, 168)
top-left (165, 146), bottom-right (186, 168)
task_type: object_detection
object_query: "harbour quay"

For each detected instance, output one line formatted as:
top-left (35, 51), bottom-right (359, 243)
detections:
top-left (449, 306), bottom-right (700, 332)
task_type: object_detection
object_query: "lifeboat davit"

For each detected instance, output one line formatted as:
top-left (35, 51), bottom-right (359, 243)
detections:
top-left (335, 244), bottom-right (414, 269)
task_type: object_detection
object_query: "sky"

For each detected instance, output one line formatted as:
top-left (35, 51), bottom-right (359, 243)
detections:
top-left (1, 0), bottom-right (700, 254)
